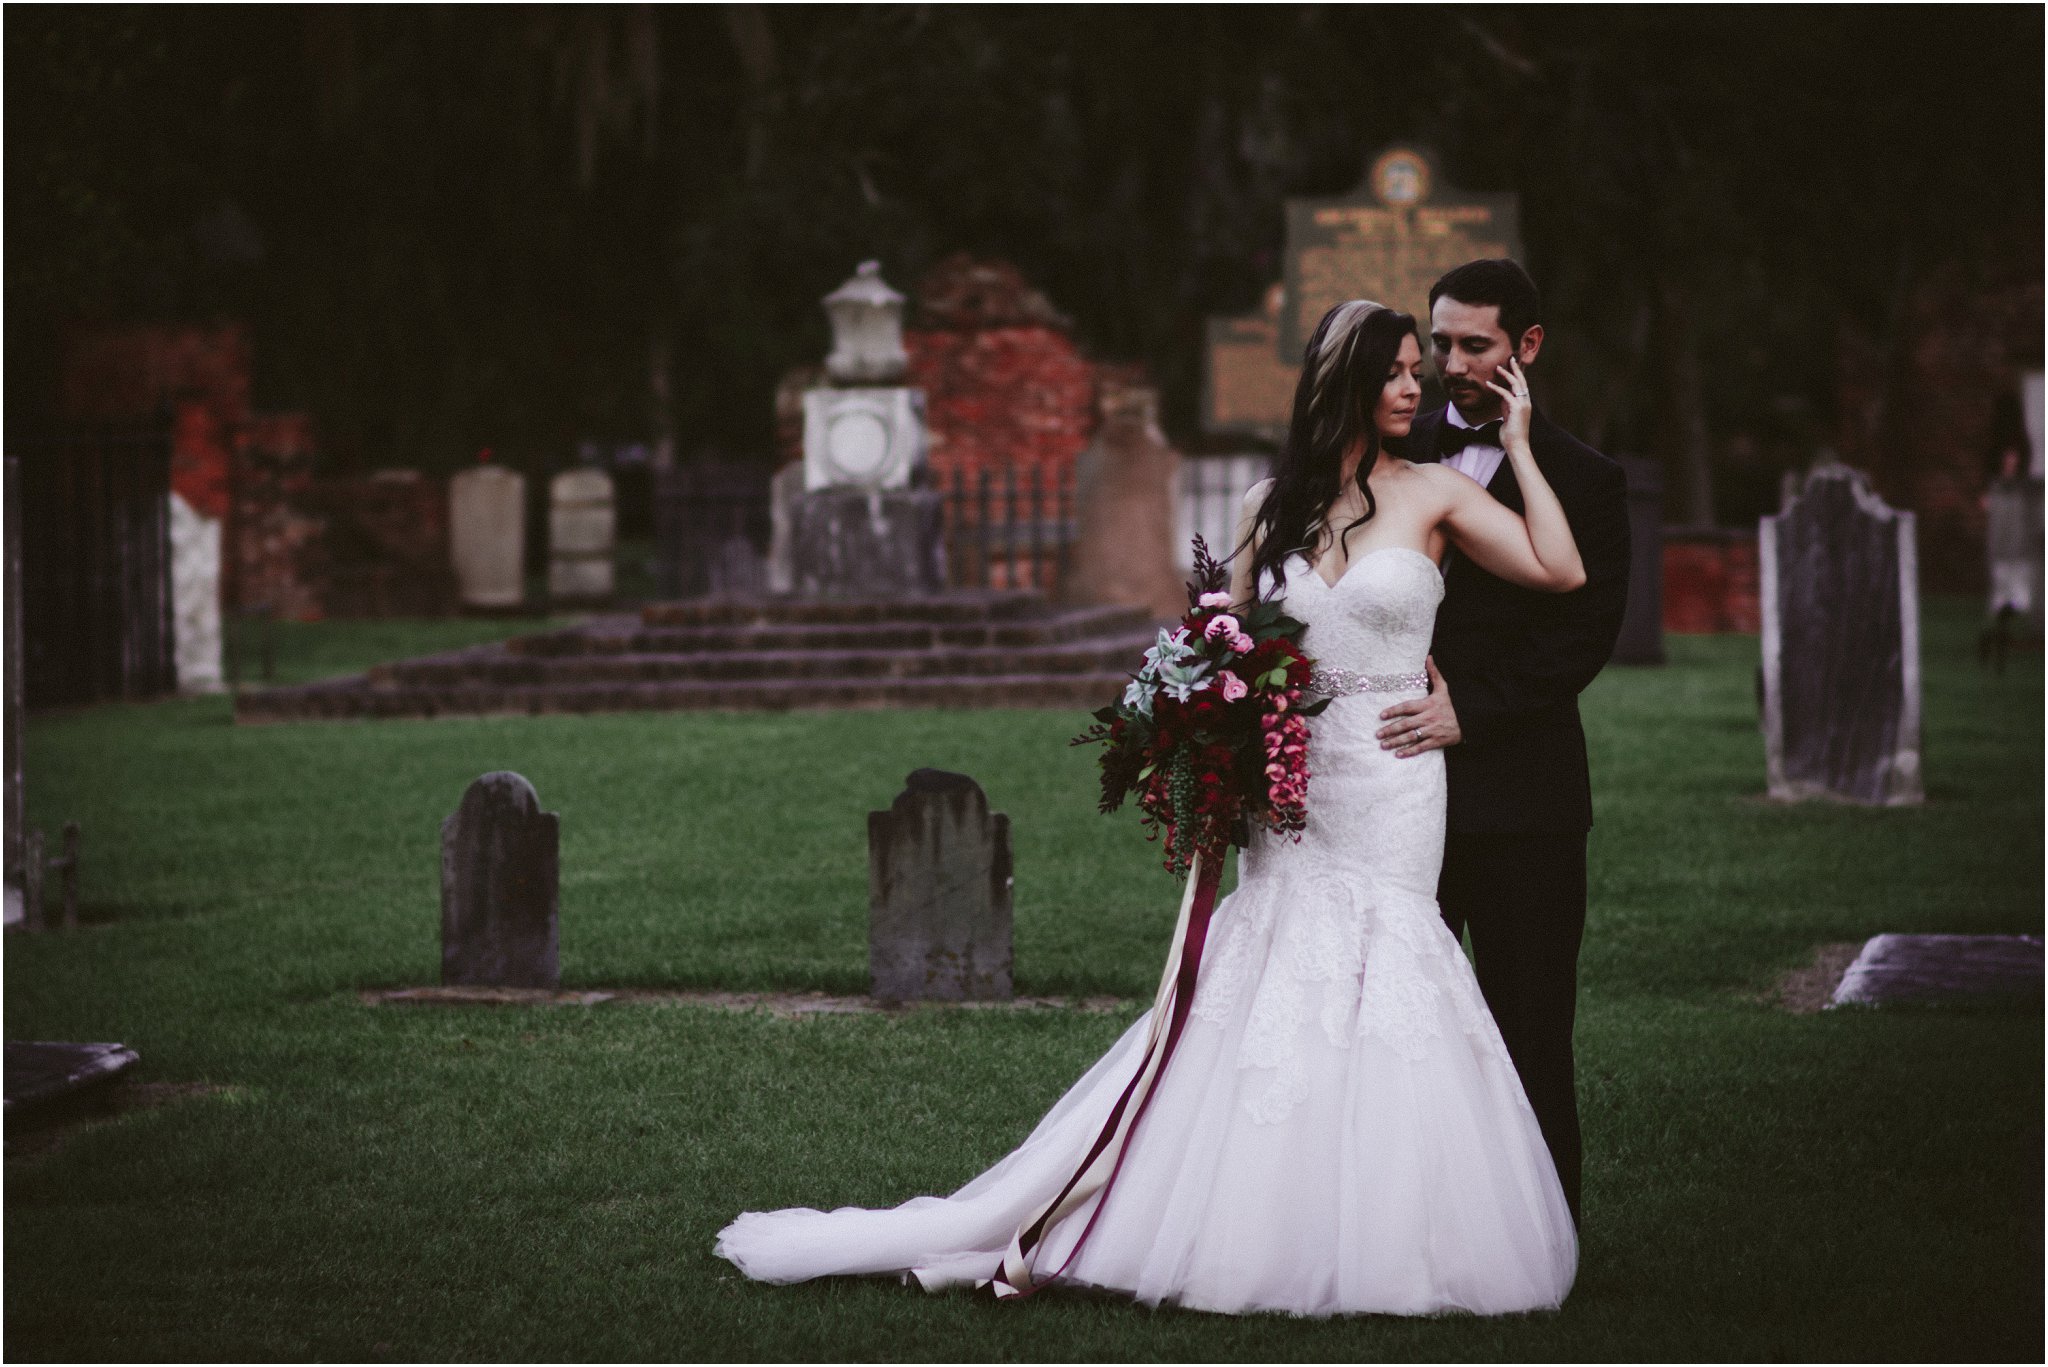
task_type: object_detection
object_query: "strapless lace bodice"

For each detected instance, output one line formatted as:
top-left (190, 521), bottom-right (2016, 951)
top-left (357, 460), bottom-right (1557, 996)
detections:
top-left (1270, 546), bottom-right (1444, 679)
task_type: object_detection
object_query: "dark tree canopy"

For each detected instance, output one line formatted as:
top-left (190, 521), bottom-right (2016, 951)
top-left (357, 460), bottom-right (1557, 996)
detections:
top-left (7, 4), bottom-right (2042, 513)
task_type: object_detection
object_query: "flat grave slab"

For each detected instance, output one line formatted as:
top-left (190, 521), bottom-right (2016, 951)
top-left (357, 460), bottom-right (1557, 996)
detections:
top-left (365, 985), bottom-right (1126, 1020)
top-left (5, 1040), bottom-right (140, 1116)
top-left (1830, 934), bottom-right (2043, 1008)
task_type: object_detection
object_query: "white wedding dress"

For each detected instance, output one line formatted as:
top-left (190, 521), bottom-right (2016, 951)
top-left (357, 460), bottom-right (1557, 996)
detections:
top-left (716, 547), bottom-right (1577, 1316)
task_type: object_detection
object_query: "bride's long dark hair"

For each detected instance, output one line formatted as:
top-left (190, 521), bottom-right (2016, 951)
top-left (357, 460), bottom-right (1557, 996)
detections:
top-left (1241, 300), bottom-right (1419, 600)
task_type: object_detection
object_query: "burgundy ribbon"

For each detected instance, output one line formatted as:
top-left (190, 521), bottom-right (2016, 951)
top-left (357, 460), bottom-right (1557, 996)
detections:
top-left (991, 852), bottom-right (1225, 1298)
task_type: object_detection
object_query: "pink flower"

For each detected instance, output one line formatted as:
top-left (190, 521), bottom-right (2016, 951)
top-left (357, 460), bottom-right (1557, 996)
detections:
top-left (1229, 631), bottom-right (1255, 655)
top-left (1203, 614), bottom-right (1241, 642)
top-left (1198, 591), bottom-right (1233, 609)
top-left (1217, 670), bottom-right (1248, 702)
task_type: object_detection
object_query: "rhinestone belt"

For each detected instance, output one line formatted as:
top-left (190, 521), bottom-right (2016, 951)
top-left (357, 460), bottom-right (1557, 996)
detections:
top-left (1306, 666), bottom-right (1430, 697)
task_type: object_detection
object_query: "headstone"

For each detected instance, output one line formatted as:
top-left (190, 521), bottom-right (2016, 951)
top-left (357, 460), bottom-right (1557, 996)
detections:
top-left (868, 770), bottom-right (1013, 1002)
top-left (765, 461), bottom-right (805, 594)
top-left (169, 491), bottom-right (226, 692)
top-left (791, 488), bottom-right (948, 597)
top-left (449, 465), bottom-right (526, 608)
top-left (1065, 375), bottom-right (1186, 620)
top-left (548, 468), bottom-right (616, 604)
top-left (1278, 145), bottom-right (1521, 359)
top-left (1612, 456), bottom-right (1665, 665)
top-left (1983, 463), bottom-right (2043, 632)
top-left (1759, 464), bottom-right (1922, 805)
top-left (441, 772), bottom-right (560, 988)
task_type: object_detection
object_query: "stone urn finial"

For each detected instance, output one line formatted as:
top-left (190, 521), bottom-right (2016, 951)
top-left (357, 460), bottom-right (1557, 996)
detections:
top-left (823, 261), bottom-right (909, 385)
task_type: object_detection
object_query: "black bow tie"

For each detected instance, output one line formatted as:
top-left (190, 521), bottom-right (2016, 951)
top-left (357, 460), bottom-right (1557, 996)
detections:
top-left (1438, 419), bottom-right (1503, 457)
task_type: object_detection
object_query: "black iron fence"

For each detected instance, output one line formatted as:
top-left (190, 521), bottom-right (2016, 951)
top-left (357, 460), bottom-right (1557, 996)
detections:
top-left (11, 426), bottom-right (176, 708)
top-left (646, 457), bottom-right (1284, 600)
top-left (937, 463), bottom-right (1075, 594)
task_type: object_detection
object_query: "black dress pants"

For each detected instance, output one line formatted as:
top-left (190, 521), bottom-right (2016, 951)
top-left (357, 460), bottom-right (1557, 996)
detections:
top-left (1437, 831), bottom-right (1587, 1227)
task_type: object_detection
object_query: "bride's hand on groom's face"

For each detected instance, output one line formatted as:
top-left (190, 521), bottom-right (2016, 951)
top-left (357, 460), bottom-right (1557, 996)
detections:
top-left (1376, 656), bottom-right (1461, 758)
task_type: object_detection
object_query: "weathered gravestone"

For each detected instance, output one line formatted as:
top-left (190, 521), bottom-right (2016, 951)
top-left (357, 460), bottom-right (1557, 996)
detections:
top-left (1759, 464), bottom-right (1923, 805)
top-left (442, 773), bottom-right (560, 988)
top-left (1066, 375), bottom-right (1186, 620)
top-left (792, 488), bottom-right (948, 597)
top-left (548, 468), bottom-right (616, 604)
top-left (868, 770), bottom-right (1013, 1002)
top-left (449, 464), bottom-right (526, 609)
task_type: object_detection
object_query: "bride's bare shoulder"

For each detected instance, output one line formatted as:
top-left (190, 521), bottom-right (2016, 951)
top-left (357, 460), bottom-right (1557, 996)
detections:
top-left (1242, 477), bottom-right (1276, 509)
top-left (1406, 461), bottom-right (1476, 506)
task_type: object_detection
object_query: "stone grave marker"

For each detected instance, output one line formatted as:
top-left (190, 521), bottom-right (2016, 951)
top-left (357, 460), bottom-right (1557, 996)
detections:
top-left (169, 491), bottom-right (225, 692)
top-left (1066, 375), bottom-right (1187, 620)
top-left (442, 772), bottom-right (560, 988)
top-left (548, 468), bottom-right (616, 604)
top-left (868, 770), bottom-right (1013, 1002)
top-left (1759, 463), bottom-right (1922, 805)
top-left (792, 488), bottom-right (947, 597)
top-left (449, 464), bottom-right (526, 608)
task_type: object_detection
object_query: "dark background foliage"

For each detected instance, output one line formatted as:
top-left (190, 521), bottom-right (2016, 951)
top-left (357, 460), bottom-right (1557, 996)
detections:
top-left (7, 5), bottom-right (2041, 517)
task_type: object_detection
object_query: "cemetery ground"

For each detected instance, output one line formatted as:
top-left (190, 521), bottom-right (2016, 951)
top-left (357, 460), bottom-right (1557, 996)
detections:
top-left (7, 599), bottom-right (2039, 1362)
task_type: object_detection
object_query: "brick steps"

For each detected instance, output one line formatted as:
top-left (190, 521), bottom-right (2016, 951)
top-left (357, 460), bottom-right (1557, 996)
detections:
top-left (374, 635), bottom-right (1157, 687)
top-left (236, 670), bottom-right (1136, 723)
top-left (234, 591), bottom-right (1163, 724)
top-left (508, 604), bottom-right (1152, 658)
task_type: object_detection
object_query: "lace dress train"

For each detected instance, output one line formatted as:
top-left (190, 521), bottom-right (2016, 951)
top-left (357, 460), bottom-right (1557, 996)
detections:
top-left (716, 549), bottom-right (1577, 1316)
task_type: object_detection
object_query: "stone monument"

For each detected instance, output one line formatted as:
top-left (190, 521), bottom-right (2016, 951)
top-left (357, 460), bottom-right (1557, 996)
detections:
top-left (169, 491), bottom-right (226, 692)
top-left (1759, 464), bottom-right (1923, 805)
top-left (1277, 145), bottom-right (1521, 360)
top-left (449, 463), bottom-right (526, 609)
top-left (548, 467), bottom-right (616, 604)
top-left (1066, 371), bottom-right (1187, 620)
top-left (868, 770), bottom-right (1013, 1002)
top-left (1201, 283), bottom-right (1298, 444)
top-left (441, 772), bottom-right (560, 988)
top-left (793, 263), bottom-right (944, 596)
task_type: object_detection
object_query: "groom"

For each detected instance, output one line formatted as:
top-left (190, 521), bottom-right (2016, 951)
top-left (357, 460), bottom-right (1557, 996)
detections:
top-left (1382, 258), bottom-right (1631, 1227)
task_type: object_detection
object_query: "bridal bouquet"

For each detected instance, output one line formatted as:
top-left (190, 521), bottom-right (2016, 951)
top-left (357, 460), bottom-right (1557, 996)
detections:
top-left (1072, 537), bottom-right (1330, 877)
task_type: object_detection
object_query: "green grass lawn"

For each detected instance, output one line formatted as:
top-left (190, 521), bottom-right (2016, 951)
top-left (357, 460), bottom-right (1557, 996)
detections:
top-left (7, 598), bottom-right (2041, 1361)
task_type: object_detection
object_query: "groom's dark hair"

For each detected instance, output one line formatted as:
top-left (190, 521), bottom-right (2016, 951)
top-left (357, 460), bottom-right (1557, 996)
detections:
top-left (1428, 259), bottom-right (1541, 345)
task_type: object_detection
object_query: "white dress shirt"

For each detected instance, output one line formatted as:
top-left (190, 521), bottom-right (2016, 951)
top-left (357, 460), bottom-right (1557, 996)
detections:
top-left (1441, 405), bottom-right (1507, 490)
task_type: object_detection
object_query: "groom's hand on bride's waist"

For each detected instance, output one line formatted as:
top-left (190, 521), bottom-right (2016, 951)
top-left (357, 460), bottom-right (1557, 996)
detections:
top-left (1377, 656), bottom-right (1461, 759)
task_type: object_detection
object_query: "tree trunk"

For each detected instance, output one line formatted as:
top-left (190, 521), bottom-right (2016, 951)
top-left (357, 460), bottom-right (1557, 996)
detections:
top-left (1657, 278), bottom-right (1716, 527)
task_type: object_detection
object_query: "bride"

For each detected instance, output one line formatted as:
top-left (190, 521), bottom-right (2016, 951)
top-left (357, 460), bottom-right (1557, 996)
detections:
top-left (717, 299), bottom-right (1585, 1317)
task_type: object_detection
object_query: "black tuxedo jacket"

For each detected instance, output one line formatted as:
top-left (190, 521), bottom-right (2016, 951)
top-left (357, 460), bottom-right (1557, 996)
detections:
top-left (1402, 405), bottom-right (1631, 834)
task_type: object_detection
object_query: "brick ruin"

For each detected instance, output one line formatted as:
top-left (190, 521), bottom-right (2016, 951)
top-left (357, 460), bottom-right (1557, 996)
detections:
top-left (58, 322), bottom-right (450, 620)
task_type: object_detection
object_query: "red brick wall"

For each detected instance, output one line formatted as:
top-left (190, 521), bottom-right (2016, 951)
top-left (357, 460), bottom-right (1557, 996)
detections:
top-left (905, 325), bottom-right (1098, 482)
top-left (1664, 532), bottom-right (1760, 634)
top-left (59, 322), bottom-right (453, 620)
top-left (231, 415), bottom-right (326, 621)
